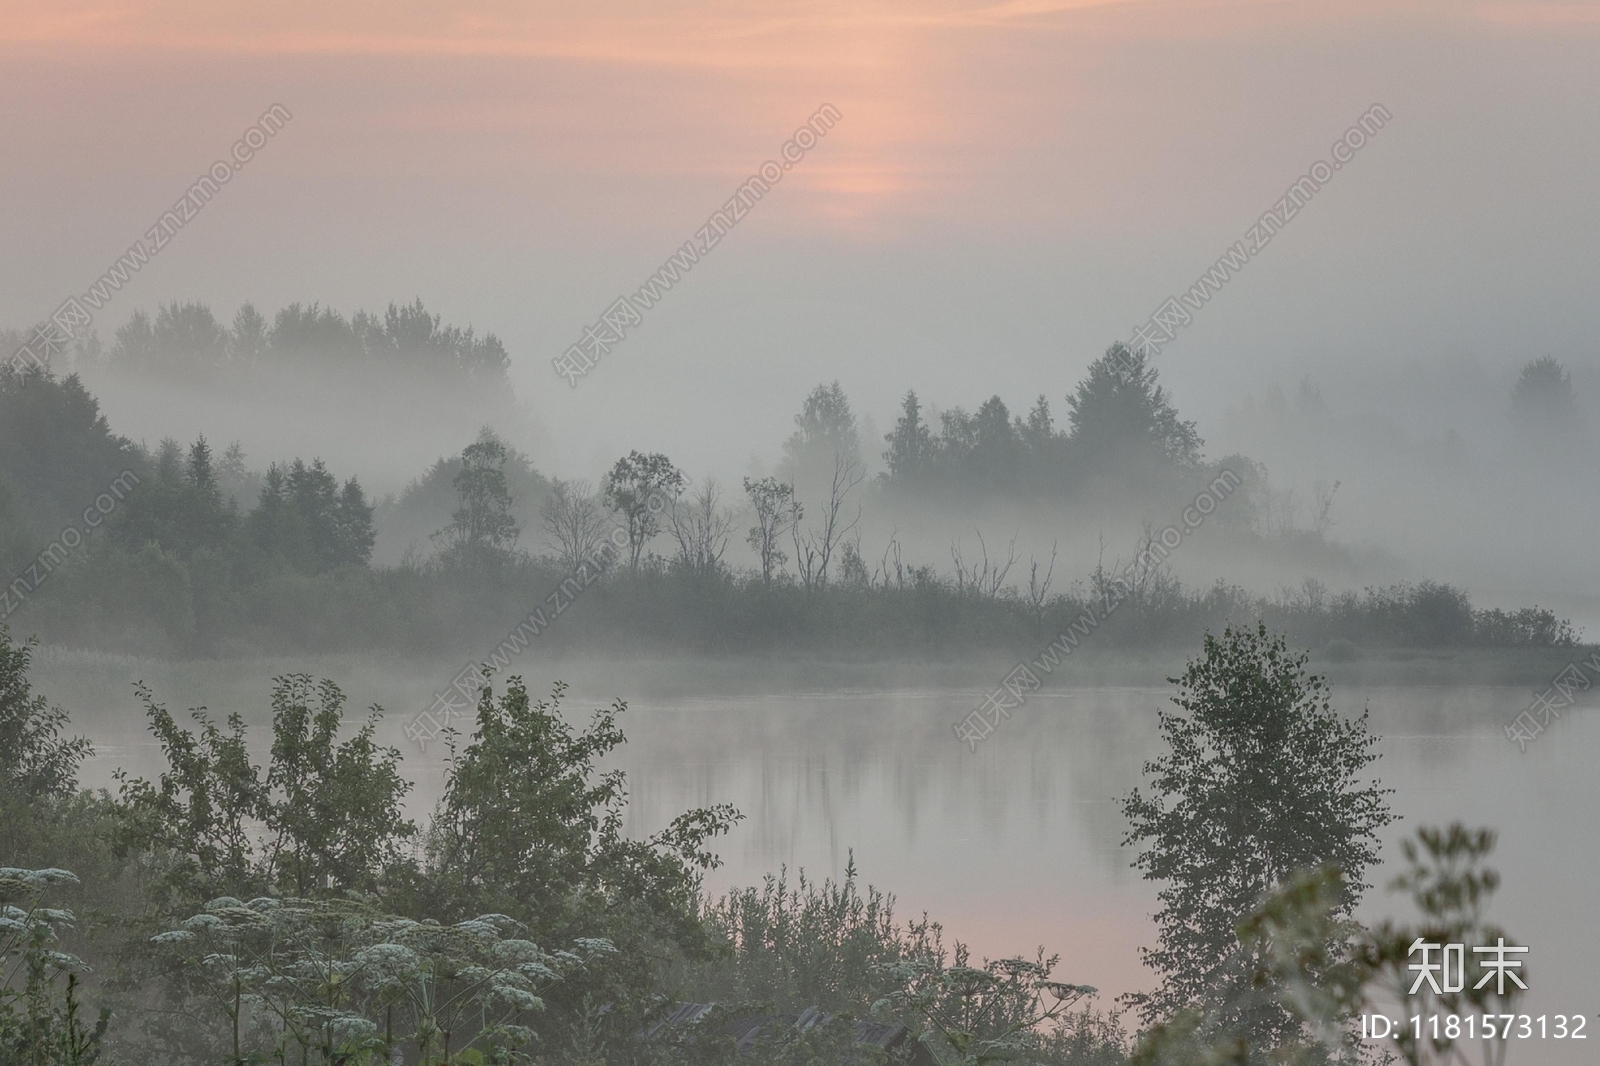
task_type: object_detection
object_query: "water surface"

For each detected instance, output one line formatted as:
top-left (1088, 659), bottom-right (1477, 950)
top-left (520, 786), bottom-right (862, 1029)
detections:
top-left (43, 652), bottom-right (1598, 1062)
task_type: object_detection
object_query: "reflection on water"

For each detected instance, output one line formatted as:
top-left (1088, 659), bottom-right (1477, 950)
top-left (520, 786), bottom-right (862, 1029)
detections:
top-left (599, 684), bottom-right (1600, 1050)
top-left (42, 651), bottom-right (1599, 1062)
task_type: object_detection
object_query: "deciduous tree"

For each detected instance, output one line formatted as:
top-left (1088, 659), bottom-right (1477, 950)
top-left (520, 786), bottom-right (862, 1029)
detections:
top-left (602, 451), bottom-right (684, 570)
top-left (1122, 623), bottom-right (1392, 1049)
top-left (432, 432), bottom-right (520, 572)
top-left (744, 477), bottom-right (800, 587)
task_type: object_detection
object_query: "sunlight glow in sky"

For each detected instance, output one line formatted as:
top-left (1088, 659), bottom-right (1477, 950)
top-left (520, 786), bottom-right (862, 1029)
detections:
top-left (5, 0), bottom-right (1599, 490)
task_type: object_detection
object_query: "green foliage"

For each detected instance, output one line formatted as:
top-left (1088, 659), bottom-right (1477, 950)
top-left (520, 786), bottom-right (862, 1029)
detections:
top-left (1036, 1007), bottom-right (1132, 1066)
top-left (602, 452), bottom-right (685, 570)
top-left (1360, 826), bottom-right (1525, 1065)
top-left (113, 689), bottom-right (269, 904)
top-left (876, 951), bottom-right (1098, 1066)
top-left (361, 298), bottom-right (512, 387)
top-left (4, 369), bottom-right (1580, 660)
top-left (415, 677), bottom-right (742, 1057)
top-left (109, 304), bottom-right (227, 378)
top-left (431, 432), bottom-right (521, 573)
top-left (110, 438), bottom-right (236, 559)
top-left (113, 676), bottom-right (413, 908)
top-left (1350, 581), bottom-right (1472, 646)
top-left (264, 301), bottom-right (364, 363)
top-left (103, 434), bottom-right (371, 578)
top-left (38, 541), bottom-right (197, 653)
top-left (1122, 624), bottom-right (1393, 1048)
top-left (14, 518), bottom-right (1581, 659)
top-left (0, 371), bottom-right (142, 534)
top-left (262, 677), bottom-right (416, 898)
top-left (1066, 345), bottom-right (1202, 471)
top-left (1127, 1010), bottom-right (1246, 1066)
top-left (872, 347), bottom-right (1205, 497)
top-left (424, 679), bottom-right (630, 927)
top-left (1, 621), bottom-right (1143, 1066)
top-left (1270, 580), bottom-right (1578, 649)
top-left (882, 391), bottom-right (935, 485)
top-left (884, 389), bottom-right (1066, 498)
top-left (1127, 865), bottom-right (1359, 1064)
top-left (0, 629), bottom-right (132, 926)
top-left (1470, 604), bottom-right (1576, 646)
top-left (386, 434), bottom-right (551, 566)
top-left (694, 860), bottom-right (1126, 1066)
top-left (0, 867), bottom-right (111, 1066)
top-left (148, 895), bottom-right (611, 1065)
top-left (229, 305), bottom-right (268, 362)
top-left (1133, 825), bottom-right (1525, 1066)
top-left (249, 458), bottom-right (376, 573)
top-left (0, 629), bottom-right (92, 809)
top-left (0, 473), bottom-right (40, 580)
top-left (933, 396), bottom-right (1024, 491)
top-left (742, 477), bottom-right (800, 588)
top-left (1, 632), bottom-right (759, 1064)
top-left (696, 858), bottom-right (936, 1013)
top-left (425, 679), bottom-right (738, 936)
top-left (783, 381), bottom-right (861, 485)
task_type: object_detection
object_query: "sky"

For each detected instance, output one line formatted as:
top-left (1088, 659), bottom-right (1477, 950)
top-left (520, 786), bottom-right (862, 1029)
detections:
top-left (9, 0), bottom-right (1600, 1020)
top-left (4, 0), bottom-right (1599, 485)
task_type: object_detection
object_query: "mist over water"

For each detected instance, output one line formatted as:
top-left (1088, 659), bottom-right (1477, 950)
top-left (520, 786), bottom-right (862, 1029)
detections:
top-left (5, 4), bottom-right (1599, 1061)
top-left (33, 648), bottom-right (1597, 1065)
top-left (28, 316), bottom-right (1600, 636)
top-left (7, 265), bottom-right (1596, 1065)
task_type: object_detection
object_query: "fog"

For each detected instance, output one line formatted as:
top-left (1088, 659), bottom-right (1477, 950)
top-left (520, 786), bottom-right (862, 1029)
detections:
top-left (30, 647), bottom-right (1600, 1066)
top-left (4, 2), bottom-right (1598, 1063)
top-left (32, 318), bottom-right (1600, 634)
top-left (8, 3), bottom-right (1600, 624)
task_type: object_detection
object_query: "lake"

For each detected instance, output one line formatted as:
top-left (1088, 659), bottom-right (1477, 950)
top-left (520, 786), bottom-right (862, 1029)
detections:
top-left (36, 649), bottom-right (1599, 1063)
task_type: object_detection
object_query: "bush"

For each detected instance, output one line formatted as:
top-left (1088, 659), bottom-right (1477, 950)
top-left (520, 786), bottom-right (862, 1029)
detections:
top-left (693, 859), bottom-right (1126, 1066)
top-left (694, 857), bottom-right (940, 1014)
top-left (0, 867), bottom-right (110, 1066)
top-left (112, 675), bottom-right (414, 909)
top-left (0, 628), bottom-right (91, 809)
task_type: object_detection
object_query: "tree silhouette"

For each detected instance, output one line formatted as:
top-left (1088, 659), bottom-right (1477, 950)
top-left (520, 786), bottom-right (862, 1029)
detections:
top-left (1067, 343), bottom-right (1201, 470)
top-left (602, 451), bottom-right (684, 570)
top-left (432, 432), bottom-right (520, 572)
top-left (1510, 355), bottom-right (1581, 450)
top-left (1123, 624), bottom-right (1392, 1048)
top-left (882, 390), bottom-right (934, 485)
top-left (783, 381), bottom-right (860, 487)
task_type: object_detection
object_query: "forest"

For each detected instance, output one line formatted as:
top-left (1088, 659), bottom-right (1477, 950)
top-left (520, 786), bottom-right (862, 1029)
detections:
top-left (0, 322), bottom-right (1581, 663)
top-left (8, 8), bottom-right (1593, 1061)
top-left (56, 298), bottom-right (512, 390)
top-left (0, 304), bottom-right (1583, 1065)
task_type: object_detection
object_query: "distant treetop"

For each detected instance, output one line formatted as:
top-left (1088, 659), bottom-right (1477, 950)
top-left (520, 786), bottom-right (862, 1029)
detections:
top-left (104, 297), bottom-right (511, 389)
top-left (1510, 354), bottom-right (1582, 448)
top-left (1066, 343), bottom-right (1203, 470)
top-left (875, 341), bottom-right (1207, 498)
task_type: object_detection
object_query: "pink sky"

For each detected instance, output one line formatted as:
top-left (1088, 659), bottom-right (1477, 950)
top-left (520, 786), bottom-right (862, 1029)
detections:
top-left (6, 0), bottom-right (1547, 235)
top-left (4, 0), bottom-right (1599, 484)
top-left (8, 1), bottom-right (1600, 1029)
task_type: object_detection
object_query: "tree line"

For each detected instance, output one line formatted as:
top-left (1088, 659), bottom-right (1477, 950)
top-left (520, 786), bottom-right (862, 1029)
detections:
top-left (879, 345), bottom-right (1205, 495)
top-left (72, 298), bottom-right (511, 389)
top-left (0, 353), bottom-right (1582, 659)
top-left (1, 620), bottom-right (1530, 1064)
